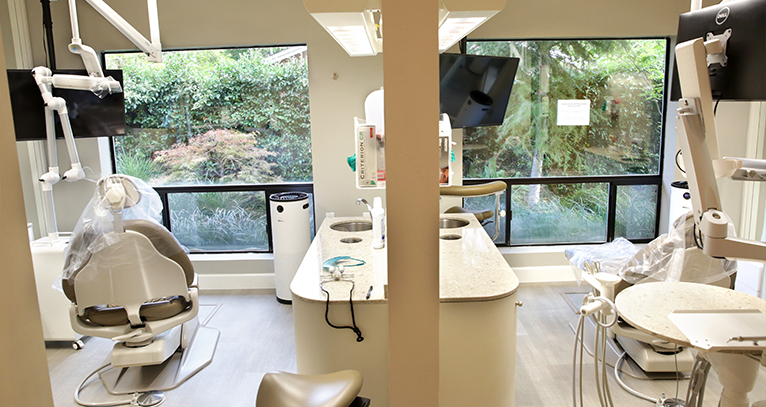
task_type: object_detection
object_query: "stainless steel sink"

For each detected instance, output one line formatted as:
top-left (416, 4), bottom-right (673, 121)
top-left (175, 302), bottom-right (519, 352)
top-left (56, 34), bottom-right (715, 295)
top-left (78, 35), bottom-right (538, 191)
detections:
top-left (439, 218), bottom-right (469, 229)
top-left (330, 221), bottom-right (373, 232)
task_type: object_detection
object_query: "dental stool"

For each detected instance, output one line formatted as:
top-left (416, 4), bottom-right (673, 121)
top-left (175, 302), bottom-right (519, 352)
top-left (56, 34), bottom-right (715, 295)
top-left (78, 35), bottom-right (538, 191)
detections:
top-left (62, 174), bottom-right (219, 406)
top-left (440, 180), bottom-right (507, 239)
top-left (256, 370), bottom-right (370, 407)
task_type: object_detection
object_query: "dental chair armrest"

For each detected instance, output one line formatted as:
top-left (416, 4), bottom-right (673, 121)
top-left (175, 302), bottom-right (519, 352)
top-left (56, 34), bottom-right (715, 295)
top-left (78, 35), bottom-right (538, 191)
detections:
top-left (70, 287), bottom-right (200, 344)
top-left (439, 181), bottom-right (507, 197)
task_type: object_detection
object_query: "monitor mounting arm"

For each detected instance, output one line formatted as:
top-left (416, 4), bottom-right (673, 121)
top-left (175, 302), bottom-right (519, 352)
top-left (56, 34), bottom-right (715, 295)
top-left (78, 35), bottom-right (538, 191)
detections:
top-left (33, 0), bottom-right (161, 241)
top-left (675, 37), bottom-right (766, 262)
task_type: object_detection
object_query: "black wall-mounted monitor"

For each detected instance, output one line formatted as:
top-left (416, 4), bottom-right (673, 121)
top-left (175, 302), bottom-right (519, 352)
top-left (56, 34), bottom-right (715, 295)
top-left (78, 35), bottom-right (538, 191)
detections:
top-left (439, 53), bottom-right (520, 129)
top-left (7, 69), bottom-right (126, 141)
top-left (670, 0), bottom-right (766, 101)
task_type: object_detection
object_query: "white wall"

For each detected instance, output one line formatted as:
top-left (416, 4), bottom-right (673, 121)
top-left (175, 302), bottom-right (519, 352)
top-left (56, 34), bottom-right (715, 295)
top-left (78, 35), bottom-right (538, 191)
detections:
top-left (714, 102), bottom-right (754, 227)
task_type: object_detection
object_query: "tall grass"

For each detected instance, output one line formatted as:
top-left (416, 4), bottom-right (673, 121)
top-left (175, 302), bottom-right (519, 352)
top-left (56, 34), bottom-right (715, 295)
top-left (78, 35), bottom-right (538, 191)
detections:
top-left (170, 206), bottom-right (268, 251)
top-left (116, 151), bottom-right (162, 181)
top-left (168, 192), bottom-right (269, 251)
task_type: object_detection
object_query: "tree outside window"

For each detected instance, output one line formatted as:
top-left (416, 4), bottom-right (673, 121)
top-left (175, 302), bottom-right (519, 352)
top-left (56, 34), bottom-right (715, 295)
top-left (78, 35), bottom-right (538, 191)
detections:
top-left (465, 39), bottom-right (667, 244)
top-left (105, 46), bottom-right (312, 251)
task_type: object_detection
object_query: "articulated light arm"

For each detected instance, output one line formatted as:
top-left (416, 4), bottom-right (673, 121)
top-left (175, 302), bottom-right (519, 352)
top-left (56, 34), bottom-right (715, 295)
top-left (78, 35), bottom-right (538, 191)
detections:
top-left (78, 0), bottom-right (162, 64)
top-left (32, 0), bottom-right (161, 240)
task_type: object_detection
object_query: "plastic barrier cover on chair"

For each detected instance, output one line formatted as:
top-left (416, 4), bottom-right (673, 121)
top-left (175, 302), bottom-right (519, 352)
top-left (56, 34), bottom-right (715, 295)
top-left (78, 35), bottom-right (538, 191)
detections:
top-left (566, 211), bottom-right (737, 285)
top-left (59, 175), bottom-right (179, 283)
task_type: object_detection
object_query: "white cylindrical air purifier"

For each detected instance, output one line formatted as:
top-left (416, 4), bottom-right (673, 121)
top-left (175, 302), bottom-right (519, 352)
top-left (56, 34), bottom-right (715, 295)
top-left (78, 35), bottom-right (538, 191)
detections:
top-left (270, 192), bottom-right (311, 303)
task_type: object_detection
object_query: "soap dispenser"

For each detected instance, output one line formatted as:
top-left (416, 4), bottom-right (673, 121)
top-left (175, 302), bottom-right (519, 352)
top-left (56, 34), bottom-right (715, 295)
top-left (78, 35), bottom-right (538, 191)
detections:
top-left (371, 197), bottom-right (385, 249)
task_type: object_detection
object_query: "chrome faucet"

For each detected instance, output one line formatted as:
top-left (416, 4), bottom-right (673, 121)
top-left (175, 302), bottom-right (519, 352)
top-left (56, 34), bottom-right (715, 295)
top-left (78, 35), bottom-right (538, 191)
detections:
top-left (356, 198), bottom-right (373, 214)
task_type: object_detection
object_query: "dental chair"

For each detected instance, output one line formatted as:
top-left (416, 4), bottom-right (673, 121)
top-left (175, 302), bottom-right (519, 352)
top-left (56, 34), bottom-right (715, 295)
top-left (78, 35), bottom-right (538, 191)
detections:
top-left (571, 211), bottom-right (736, 374)
top-left (256, 370), bottom-right (370, 407)
top-left (61, 174), bottom-right (219, 406)
top-left (440, 180), bottom-right (507, 240)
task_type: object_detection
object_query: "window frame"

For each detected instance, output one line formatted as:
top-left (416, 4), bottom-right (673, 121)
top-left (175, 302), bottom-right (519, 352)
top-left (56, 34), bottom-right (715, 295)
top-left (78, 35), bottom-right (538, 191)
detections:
top-left (102, 45), bottom-right (315, 254)
top-left (464, 37), bottom-right (671, 247)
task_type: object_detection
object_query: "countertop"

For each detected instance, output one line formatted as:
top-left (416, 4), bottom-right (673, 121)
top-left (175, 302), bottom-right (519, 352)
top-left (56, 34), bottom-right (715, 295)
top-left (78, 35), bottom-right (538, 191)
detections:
top-left (615, 282), bottom-right (766, 352)
top-left (290, 213), bottom-right (519, 304)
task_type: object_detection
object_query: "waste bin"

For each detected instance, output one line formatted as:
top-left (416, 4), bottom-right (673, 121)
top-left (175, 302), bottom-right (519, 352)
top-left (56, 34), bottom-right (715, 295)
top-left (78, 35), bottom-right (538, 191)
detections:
top-left (269, 192), bottom-right (311, 303)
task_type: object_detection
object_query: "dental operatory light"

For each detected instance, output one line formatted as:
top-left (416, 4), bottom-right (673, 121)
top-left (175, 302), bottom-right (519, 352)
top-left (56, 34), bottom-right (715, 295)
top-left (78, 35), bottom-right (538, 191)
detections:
top-left (303, 0), bottom-right (506, 56)
top-left (32, 0), bottom-right (162, 241)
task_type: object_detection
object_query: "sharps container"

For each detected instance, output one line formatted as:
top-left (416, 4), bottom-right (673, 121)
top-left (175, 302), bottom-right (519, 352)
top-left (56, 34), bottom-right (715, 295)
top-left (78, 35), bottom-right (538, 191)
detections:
top-left (269, 192), bottom-right (311, 303)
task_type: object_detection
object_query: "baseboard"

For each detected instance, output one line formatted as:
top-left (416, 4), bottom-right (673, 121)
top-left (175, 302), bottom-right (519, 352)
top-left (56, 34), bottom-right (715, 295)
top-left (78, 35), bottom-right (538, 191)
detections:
top-left (511, 265), bottom-right (577, 283)
top-left (198, 273), bottom-right (276, 290)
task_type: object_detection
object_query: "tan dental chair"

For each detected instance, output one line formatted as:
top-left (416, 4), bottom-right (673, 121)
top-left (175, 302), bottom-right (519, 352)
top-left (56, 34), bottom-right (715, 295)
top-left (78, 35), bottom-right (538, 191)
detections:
top-left (575, 212), bottom-right (736, 374)
top-left (440, 180), bottom-right (507, 239)
top-left (62, 175), bottom-right (219, 406)
top-left (256, 370), bottom-right (370, 407)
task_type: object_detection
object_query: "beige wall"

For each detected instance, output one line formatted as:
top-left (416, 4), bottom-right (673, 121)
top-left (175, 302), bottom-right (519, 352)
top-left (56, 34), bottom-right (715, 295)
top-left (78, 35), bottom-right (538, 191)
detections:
top-left (0, 22), bottom-right (54, 407)
top-left (0, 0), bottom-right (15, 67)
top-left (475, 0), bottom-right (705, 39)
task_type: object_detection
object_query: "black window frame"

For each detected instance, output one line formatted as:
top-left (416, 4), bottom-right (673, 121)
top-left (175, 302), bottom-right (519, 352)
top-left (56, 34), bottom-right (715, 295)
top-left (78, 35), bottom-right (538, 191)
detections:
top-left (102, 45), bottom-right (315, 254)
top-left (464, 37), bottom-right (671, 247)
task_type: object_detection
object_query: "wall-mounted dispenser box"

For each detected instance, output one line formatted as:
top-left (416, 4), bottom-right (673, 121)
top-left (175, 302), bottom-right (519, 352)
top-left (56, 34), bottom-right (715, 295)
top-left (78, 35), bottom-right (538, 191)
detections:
top-left (354, 117), bottom-right (385, 188)
top-left (439, 114), bottom-right (453, 186)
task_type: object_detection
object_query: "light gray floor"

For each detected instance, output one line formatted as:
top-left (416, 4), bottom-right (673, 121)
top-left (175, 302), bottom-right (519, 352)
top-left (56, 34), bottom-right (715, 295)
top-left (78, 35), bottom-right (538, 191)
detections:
top-left (45, 283), bottom-right (766, 407)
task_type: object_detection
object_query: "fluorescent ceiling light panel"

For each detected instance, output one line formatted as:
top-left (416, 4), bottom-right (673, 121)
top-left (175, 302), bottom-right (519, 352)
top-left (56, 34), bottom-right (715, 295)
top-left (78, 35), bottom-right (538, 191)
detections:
top-left (304, 0), bottom-right (504, 56)
top-left (303, 0), bottom-right (382, 57)
top-left (438, 16), bottom-right (487, 52)
top-left (327, 25), bottom-right (375, 56)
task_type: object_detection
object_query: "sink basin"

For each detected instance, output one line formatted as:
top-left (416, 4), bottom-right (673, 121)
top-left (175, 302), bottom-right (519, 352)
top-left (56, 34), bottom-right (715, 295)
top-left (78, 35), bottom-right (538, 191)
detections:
top-left (340, 237), bottom-right (363, 244)
top-left (330, 221), bottom-right (372, 232)
top-left (439, 218), bottom-right (469, 229)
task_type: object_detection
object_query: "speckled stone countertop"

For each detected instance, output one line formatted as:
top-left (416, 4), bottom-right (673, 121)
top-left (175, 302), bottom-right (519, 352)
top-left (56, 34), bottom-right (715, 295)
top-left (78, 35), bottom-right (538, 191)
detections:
top-left (615, 282), bottom-right (766, 352)
top-left (290, 213), bottom-right (519, 304)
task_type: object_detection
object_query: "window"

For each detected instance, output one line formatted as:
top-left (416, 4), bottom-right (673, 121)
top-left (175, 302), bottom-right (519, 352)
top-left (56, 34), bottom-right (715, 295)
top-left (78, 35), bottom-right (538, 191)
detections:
top-left (465, 38), bottom-right (668, 245)
top-left (104, 46), bottom-right (313, 252)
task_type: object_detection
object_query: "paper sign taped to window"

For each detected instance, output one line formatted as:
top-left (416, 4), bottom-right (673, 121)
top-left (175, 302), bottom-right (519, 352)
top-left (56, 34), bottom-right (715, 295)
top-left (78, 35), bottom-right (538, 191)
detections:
top-left (557, 100), bottom-right (591, 126)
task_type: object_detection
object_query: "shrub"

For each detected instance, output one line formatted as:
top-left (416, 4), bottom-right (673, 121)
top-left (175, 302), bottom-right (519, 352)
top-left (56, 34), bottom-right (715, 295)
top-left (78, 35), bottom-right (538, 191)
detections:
top-left (153, 129), bottom-right (282, 184)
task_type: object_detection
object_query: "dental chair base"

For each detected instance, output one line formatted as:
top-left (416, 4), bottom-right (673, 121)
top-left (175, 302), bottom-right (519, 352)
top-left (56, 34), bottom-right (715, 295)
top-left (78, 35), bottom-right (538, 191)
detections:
top-left (100, 319), bottom-right (219, 394)
top-left (575, 314), bottom-right (694, 376)
top-left (616, 335), bottom-right (694, 373)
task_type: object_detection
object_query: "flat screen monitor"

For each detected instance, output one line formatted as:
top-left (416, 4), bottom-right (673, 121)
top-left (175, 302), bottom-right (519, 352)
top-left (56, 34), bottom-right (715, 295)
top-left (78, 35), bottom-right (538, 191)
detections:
top-left (671, 0), bottom-right (766, 101)
top-left (439, 53), bottom-right (519, 128)
top-left (7, 69), bottom-right (126, 141)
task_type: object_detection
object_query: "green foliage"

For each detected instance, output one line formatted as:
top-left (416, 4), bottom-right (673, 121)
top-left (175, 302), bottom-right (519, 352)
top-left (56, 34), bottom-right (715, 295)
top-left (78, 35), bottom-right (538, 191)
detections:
top-left (115, 150), bottom-right (163, 180)
top-left (169, 192), bottom-right (268, 251)
top-left (170, 206), bottom-right (268, 251)
top-left (115, 128), bottom-right (178, 160)
top-left (106, 48), bottom-right (312, 183)
top-left (509, 184), bottom-right (608, 244)
top-left (464, 39), bottom-right (666, 180)
top-left (153, 129), bottom-right (282, 184)
top-left (464, 39), bottom-right (666, 242)
top-left (614, 184), bottom-right (658, 239)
